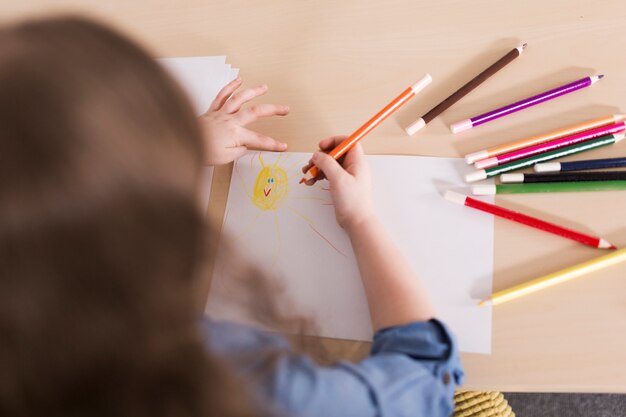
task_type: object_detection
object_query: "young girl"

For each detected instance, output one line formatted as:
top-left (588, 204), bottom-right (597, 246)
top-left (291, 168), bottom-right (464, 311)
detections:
top-left (0, 15), bottom-right (462, 417)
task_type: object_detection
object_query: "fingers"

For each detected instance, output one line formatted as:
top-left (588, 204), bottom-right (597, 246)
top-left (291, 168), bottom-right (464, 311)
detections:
top-left (224, 146), bottom-right (249, 163)
top-left (233, 103), bottom-right (290, 126)
top-left (310, 151), bottom-right (346, 184)
top-left (301, 159), bottom-right (325, 186)
top-left (343, 143), bottom-right (368, 176)
top-left (302, 135), bottom-right (347, 175)
top-left (301, 160), bottom-right (314, 174)
top-left (205, 146), bottom-right (248, 166)
top-left (222, 84), bottom-right (269, 114)
top-left (318, 136), bottom-right (348, 151)
top-left (303, 143), bottom-right (366, 185)
top-left (301, 136), bottom-right (348, 184)
top-left (209, 77), bottom-right (242, 112)
top-left (238, 130), bottom-right (288, 152)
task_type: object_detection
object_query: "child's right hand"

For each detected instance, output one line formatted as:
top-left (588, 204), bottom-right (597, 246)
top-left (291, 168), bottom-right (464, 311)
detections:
top-left (303, 136), bottom-right (376, 230)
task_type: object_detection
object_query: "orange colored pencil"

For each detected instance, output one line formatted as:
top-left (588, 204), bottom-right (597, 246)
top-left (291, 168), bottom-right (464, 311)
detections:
top-left (300, 74), bottom-right (432, 183)
top-left (465, 114), bottom-right (626, 164)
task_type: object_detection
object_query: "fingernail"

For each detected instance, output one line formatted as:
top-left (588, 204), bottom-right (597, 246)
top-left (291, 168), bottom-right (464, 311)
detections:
top-left (260, 84), bottom-right (268, 89)
top-left (283, 106), bottom-right (290, 112)
top-left (235, 76), bottom-right (241, 82)
top-left (280, 143), bottom-right (288, 150)
top-left (311, 152), bottom-right (321, 162)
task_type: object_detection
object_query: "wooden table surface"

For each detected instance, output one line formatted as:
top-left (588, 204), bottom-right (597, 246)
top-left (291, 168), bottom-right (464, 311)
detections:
top-left (3, 0), bottom-right (625, 392)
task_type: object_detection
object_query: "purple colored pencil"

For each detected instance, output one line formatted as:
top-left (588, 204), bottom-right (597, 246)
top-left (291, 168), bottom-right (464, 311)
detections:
top-left (451, 75), bottom-right (604, 133)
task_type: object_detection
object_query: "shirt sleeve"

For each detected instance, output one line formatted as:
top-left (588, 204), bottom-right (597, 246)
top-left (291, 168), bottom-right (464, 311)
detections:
top-left (201, 318), bottom-right (464, 417)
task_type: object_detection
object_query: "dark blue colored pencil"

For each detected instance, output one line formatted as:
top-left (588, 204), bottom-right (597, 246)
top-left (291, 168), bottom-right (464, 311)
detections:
top-left (535, 157), bottom-right (626, 173)
top-left (501, 171), bottom-right (626, 183)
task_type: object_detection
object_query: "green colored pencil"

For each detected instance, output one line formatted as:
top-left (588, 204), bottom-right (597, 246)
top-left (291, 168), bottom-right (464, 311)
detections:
top-left (465, 133), bottom-right (625, 182)
top-left (473, 180), bottom-right (626, 195)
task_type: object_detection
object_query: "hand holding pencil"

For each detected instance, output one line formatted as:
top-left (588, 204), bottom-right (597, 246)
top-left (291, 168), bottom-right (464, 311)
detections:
top-left (301, 136), bottom-right (375, 229)
top-left (301, 74), bottom-right (432, 184)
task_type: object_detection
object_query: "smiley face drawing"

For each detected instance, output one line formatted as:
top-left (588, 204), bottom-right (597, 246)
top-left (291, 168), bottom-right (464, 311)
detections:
top-left (251, 155), bottom-right (289, 211)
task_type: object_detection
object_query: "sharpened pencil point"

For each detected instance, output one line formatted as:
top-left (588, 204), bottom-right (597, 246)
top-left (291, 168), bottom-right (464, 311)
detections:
top-left (599, 238), bottom-right (615, 249)
top-left (478, 299), bottom-right (492, 307)
top-left (598, 74), bottom-right (605, 79)
top-left (522, 43), bottom-right (527, 49)
top-left (299, 178), bottom-right (306, 184)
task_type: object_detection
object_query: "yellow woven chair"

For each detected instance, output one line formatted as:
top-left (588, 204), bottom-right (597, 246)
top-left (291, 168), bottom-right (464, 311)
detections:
top-left (454, 391), bottom-right (515, 417)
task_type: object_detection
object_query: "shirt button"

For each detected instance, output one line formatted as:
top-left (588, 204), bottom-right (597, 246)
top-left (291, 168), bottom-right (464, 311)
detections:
top-left (442, 372), bottom-right (451, 385)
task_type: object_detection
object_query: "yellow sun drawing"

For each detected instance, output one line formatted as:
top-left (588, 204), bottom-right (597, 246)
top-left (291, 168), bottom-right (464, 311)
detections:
top-left (251, 155), bottom-right (289, 211)
top-left (232, 152), bottom-right (347, 268)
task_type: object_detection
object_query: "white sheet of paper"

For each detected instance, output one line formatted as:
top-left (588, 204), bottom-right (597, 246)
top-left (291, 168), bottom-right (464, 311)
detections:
top-left (207, 151), bottom-right (494, 354)
top-left (158, 56), bottom-right (240, 212)
top-left (158, 56), bottom-right (226, 115)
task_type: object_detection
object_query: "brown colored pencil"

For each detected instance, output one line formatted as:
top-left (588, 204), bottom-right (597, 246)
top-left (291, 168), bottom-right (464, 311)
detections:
top-left (405, 43), bottom-right (527, 135)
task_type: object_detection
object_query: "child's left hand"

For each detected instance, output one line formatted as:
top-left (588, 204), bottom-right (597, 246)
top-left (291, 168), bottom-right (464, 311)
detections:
top-left (199, 77), bottom-right (290, 165)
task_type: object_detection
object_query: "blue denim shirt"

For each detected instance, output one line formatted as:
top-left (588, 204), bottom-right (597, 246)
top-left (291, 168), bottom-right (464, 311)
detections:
top-left (201, 317), bottom-right (464, 417)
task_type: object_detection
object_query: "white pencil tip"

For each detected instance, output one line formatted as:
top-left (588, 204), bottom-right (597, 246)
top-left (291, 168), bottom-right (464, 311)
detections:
top-left (465, 150), bottom-right (489, 164)
top-left (451, 119), bottom-right (473, 134)
top-left (410, 74), bottom-right (433, 94)
top-left (534, 162), bottom-right (560, 173)
top-left (517, 43), bottom-right (528, 53)
top-left (472, 184), bottom-right (497, 195)
top-left (500, 173), bottom-right (524, 183)
top-left (465, 170), bottom-right (488, 183)
top-left (475, 157), bottom-right (499, 170)
top-left (443, 190), bottom-right (467, 205)
top-left (405, 118), bottom-right (426, 136)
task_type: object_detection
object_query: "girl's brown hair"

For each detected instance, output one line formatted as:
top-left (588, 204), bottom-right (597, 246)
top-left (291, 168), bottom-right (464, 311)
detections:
top-left (0, 16), bottom-right (256, 417)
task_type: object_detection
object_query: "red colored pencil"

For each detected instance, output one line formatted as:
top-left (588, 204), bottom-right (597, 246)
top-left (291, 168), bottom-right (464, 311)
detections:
top-left (444, 191), bottom-right (615, 249)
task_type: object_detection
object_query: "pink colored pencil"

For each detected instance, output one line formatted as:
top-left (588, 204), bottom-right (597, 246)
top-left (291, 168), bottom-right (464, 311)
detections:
top-left (475, 122), bottom-right (626, 169)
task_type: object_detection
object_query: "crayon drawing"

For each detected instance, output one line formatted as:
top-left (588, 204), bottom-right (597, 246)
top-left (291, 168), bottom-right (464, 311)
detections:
top-left (230, 152), bottom-right (348, 267)
top-left (249, 154), bottom-right (289, 211)
top-left (208, 152), bottom-right (495, 354)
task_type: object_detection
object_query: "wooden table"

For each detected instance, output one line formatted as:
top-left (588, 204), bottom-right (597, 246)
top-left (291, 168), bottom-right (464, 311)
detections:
top-left (3, 0), bottom-right (625, 392)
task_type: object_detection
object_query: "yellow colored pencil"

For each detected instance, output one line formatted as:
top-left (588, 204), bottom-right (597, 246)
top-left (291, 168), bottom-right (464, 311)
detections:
top-left (479, 248), bottom-right (626, 306)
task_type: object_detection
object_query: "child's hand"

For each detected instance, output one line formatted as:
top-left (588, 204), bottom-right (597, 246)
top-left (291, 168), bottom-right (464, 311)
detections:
top-left (303, 136), bottom-right (376, 230)
top-left (200, 77), bottom-right (289, 165)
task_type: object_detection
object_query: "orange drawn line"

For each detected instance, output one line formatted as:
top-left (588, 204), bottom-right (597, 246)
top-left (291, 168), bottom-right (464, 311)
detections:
top-left (308, 223), bottom-right (347, 258)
